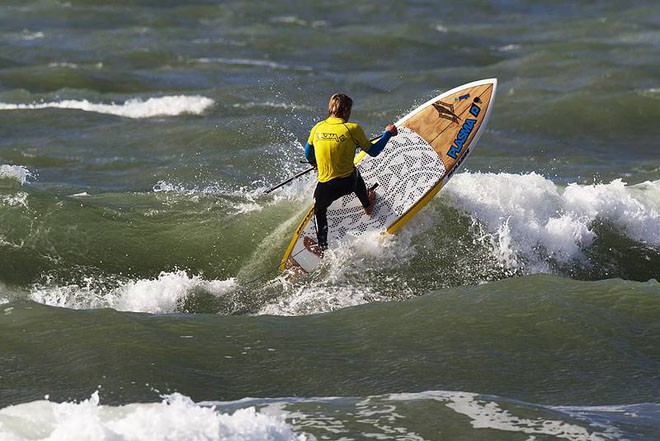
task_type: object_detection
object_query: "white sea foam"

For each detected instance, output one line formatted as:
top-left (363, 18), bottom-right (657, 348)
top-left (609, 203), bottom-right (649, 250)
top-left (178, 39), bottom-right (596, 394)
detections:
top-left (0, 192), bottom-right (29, 210)
top-left (497, 44), bottom-right (521, 52)
top-left (389, 391), bottom-right (616, 440)
top-left (0, 392), bottom-right (308, 441)
top-left (18, 31), bottom-right (45, 41)
top-left (269, 16), bottom-right (327, 28)
top-left (0, 164), bottom-right (33, 185)
top-left (444, 172), bottom-right (660, 272)
top-left (638, 87), bottom-right (660, 98)
top-left (0, 95), bottom-right (215, 119)
top-left (109, 271), bottom-right (236, 313)
top-left (197, 57), bottom-right (312, 72)
top-left (30, 271), bottom-right (237, 313)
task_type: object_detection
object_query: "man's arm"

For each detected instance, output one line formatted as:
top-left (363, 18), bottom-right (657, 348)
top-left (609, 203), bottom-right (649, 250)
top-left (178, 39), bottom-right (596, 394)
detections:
top-left (305, 142), bottom-right (316, 166)
top-left (366, 124), bottom-right (398, 157)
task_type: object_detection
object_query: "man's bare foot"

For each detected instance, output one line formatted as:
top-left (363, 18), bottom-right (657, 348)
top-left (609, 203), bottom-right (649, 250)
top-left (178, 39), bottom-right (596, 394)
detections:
top-left (364, 188), bottom-right (376, 216)
top-left (303, 236), bottom-right (325, 257)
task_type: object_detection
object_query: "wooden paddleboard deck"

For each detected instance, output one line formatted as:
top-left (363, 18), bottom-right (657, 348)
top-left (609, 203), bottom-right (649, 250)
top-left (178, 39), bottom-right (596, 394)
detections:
top-left (280, 79), bottom-right (497, 275)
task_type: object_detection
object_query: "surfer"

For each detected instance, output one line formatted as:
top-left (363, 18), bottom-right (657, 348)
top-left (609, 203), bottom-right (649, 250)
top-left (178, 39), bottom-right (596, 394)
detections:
top-left (305, 93), bottom-right (397, 250)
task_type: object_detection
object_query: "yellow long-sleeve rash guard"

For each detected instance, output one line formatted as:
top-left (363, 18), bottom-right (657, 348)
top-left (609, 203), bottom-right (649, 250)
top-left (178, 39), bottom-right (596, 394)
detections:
top-left (306, 117), bottom-right (373, 183)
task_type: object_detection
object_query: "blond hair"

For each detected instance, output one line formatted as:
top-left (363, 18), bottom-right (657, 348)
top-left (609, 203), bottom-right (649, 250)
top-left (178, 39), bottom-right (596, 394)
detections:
top-left (328, 93), bottom-right (353, 119)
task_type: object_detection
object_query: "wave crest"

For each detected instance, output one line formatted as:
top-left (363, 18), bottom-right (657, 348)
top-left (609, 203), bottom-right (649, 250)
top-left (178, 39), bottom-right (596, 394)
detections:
top-left (445, 172), bottom-right (660, 273)
top-left (0, 95), bottom-right (215, 119)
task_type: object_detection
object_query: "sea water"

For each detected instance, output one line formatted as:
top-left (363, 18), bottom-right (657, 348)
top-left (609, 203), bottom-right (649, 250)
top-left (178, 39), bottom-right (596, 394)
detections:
top-left (0, 1), bottom-right (658, 440)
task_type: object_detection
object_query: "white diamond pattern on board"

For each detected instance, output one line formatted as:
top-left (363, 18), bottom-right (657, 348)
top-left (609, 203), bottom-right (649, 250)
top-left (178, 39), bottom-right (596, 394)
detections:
top-left (300, 127), bottom-right (446, 244)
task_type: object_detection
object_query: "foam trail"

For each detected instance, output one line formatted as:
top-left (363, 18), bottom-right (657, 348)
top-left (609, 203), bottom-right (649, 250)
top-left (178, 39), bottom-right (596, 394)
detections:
top-left (0, 95), bottom-right (215, 119)
top-left (0, 392), bottom-right (308, 441)
top-left (444, 172), bottom-right (660, 272)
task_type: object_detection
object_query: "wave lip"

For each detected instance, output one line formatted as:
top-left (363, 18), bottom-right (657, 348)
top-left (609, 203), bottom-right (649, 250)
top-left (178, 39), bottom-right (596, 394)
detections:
top-left (0, 95), bottom-right (215, 119)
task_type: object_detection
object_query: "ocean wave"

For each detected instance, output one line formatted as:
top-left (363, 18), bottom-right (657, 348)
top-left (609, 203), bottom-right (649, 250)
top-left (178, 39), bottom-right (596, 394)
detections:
top-left (263, 173), bottom-right (659, 315)
top-left (0, 95), bottom-right (215, 119)
top-left (0, 391), bottom-right (308, 441)
top-left (2, 276), bottom-right (657, 411)
top-left (29, 270), bottom-right (237, 313)
top-left (1, 388), bottom-right (653, 441)
top-left (444, 172), bottom-right (660, 273)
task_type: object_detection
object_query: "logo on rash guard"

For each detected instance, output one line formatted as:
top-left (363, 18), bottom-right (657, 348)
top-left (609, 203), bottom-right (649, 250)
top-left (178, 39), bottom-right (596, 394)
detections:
top-left (317, 132), bottom-right (347, 142)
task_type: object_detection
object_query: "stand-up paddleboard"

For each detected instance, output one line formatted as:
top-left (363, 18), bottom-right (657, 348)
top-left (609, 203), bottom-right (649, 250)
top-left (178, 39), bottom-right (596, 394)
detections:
top-left (280, 78), bottom-right (497, 274)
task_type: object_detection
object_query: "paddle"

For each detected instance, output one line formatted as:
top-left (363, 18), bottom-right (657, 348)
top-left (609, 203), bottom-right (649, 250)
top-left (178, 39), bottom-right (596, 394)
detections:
top-left (263, 135), bottom-right (383, 194)
top-left (263, 165), bottom-right (315, 194)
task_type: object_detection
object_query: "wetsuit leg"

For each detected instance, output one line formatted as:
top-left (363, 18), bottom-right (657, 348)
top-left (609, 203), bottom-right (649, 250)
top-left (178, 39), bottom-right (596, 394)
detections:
top-left (313, 184), bottom-right (333, 249)
top-left (313, 174), bottom-right (354, 249)
top-left (314, 206), bottom-right (329, 249)
top-left (353, 170), bottom-right (370, 208)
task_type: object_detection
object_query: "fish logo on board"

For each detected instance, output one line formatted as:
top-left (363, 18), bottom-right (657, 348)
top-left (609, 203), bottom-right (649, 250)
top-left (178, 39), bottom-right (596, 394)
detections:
top-left (432, 101), bottom-right (460, 124)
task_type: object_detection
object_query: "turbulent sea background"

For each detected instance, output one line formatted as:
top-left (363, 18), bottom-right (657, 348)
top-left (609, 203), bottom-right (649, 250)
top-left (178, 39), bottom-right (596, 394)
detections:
top-left (0, 1), bottom-right (658, 440)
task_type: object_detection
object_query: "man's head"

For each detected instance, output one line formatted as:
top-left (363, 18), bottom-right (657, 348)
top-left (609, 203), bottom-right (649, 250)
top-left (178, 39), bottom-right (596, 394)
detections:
top-left (328, 93), bottom-right (352, 120)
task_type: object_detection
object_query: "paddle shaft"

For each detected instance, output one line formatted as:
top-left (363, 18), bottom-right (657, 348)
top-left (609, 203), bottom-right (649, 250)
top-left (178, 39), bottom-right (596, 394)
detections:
top-left (263, 135), bottom-right (383, 194)
top-left (263, 166), bottom-right (315, 194)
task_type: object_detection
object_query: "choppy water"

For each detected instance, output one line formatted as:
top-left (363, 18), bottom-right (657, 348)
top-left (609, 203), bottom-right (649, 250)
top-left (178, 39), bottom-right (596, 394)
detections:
top-left (0, 1), bottom-right (658, 440)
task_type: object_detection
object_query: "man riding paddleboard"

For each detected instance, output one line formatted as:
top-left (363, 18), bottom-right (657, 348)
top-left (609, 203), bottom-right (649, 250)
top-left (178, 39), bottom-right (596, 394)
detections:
top-left (305, 93), bottom-right (397, 250)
